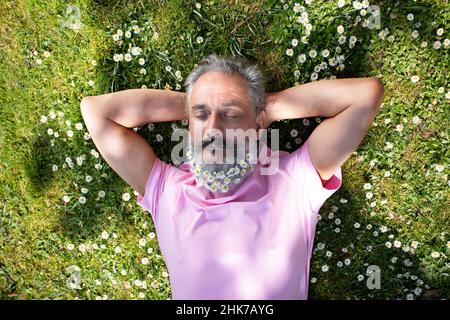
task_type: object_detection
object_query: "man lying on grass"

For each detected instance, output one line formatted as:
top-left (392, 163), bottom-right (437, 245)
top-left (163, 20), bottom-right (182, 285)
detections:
top-left (80, 53), bottom-right (384, 300)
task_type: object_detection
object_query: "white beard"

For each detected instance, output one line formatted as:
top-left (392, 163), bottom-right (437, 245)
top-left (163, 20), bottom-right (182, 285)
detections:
top-left (185, 136), bottom-right (259, 193)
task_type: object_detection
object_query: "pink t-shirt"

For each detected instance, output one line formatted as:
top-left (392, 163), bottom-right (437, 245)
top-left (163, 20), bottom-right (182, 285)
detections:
top-left (136, 139), bottom-right (342, 300)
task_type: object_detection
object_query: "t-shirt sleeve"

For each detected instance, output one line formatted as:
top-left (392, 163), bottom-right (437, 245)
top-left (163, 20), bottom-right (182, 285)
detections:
top-left (286, 138), bottom-right (343, 213)
top-left (135, 157), bottom-right (174, 226)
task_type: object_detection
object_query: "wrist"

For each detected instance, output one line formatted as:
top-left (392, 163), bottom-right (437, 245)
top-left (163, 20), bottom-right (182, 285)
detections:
top-left (264, 92), bottom-right (278, 127)
top-left (176, 91), bottom-right (188, 120)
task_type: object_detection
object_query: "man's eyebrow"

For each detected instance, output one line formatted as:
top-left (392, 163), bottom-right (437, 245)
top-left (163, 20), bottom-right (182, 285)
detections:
top-left (221, 100), bottom-right (242, 108)
top-left (192, 104), bottom-right (208, 111)
top-left (191, 100), bottom-right (243, 111)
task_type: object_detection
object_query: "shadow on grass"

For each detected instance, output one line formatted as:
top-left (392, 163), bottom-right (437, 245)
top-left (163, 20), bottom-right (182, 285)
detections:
top-left (23, 134), bottom-right (55, 197)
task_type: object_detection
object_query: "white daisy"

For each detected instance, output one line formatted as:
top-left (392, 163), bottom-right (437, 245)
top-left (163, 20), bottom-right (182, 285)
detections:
top-left (353, 1), bottom-right (362, 10)
top-left (412, 115), bottom-right (421, 124)
top-left (363, 183), bottom-right (372, 190)
top-left (297, 53), bottom-right (306, 63)
top-left (122, 192), bottom-right (131, 201)
top-left (410, 75), bottom-right (420, 83)
top-left (131, 46), bottom-right (142, 56)
top-left (431, 251), bottom-right (440, 258)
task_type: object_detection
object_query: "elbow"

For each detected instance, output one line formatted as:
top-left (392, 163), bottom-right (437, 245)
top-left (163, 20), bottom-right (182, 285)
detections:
top-left (80, 96), bottom-right (100, 120)
top-left (80, 96), bottom-right (92, 114)
top-left (370, 77), bottom-right (384, 96)
top-left (367, 77), bottom-right (384, 111)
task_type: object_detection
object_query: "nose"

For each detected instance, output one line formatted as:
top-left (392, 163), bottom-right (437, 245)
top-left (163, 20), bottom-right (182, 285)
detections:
top-left (204, 113), bottom-right (224, 138)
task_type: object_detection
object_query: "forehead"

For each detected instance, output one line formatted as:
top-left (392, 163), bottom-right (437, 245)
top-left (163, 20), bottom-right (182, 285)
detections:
top-left (189, 71), bottom-right (250, 108)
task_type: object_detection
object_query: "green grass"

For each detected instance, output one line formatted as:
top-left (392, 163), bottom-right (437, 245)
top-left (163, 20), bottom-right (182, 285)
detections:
top-left (0, 0), bottom-right (449, 300)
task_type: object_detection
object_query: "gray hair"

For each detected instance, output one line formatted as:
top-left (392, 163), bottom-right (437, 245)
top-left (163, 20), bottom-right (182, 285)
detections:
top-left (183, 53), bottom-right (266, 120)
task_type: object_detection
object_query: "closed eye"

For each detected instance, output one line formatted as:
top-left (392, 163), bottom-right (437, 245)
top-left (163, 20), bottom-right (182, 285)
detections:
top-left (223, 113), bottom-right (240, 119)
top-left (195, 113), bottom-right (208, 120)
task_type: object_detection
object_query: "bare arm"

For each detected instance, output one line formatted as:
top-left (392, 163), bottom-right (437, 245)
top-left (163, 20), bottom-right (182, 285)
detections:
top-left (265, 77), bottom-right (384, 180)
top-left (80, 89), bottom-right (186, 196)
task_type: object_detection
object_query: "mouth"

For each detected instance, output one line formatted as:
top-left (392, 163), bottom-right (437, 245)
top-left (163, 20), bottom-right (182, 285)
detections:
top-left (204, 147), bottom-right (226, 162)
top-left (191, 136), bottom-right (258, 165)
